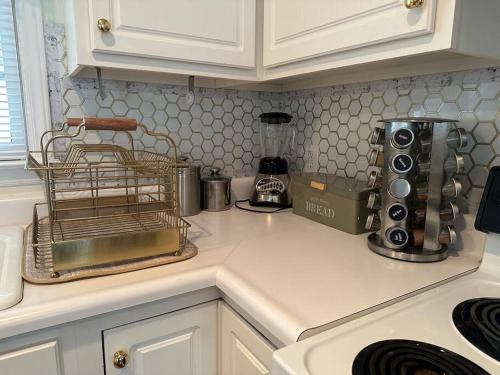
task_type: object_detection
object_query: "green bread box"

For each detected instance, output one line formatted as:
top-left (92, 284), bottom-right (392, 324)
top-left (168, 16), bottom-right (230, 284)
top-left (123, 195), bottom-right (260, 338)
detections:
top-left (292, 173), bottom-right (373, 235)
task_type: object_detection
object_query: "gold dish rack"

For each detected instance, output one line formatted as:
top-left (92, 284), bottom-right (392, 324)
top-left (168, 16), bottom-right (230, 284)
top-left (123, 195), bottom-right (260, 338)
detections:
top-left (26, 117), bottom-right (193, 278)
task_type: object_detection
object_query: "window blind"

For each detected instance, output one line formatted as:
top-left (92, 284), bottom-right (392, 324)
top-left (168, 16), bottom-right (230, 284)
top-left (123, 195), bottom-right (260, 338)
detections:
top-left (0, 0), bottom-right (26, 161)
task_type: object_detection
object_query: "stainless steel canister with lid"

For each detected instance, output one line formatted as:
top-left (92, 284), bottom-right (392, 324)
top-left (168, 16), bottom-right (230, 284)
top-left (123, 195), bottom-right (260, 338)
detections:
top-left (201, 167), bottom-right (232, 211)
top-left (177, 157), bottom-right (201, 217)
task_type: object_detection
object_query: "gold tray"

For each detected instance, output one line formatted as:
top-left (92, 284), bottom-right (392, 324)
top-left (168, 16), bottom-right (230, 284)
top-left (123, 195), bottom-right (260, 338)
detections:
top-left (32, 199), bottom-right (189, 272)
top-left (22, 223), bottom-right (198, 284)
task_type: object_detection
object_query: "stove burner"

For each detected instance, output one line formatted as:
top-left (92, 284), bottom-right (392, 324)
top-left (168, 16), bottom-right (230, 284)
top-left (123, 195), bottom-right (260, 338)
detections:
top-left (453, 298), bottom-right (500, 362)
top-left (352, 339), bottom-right (488, 375)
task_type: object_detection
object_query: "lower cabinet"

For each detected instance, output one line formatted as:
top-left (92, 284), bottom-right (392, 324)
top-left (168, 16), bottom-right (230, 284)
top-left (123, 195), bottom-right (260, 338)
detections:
top-left (0, 340), bottom-right (63, 375)
top-left (103, 301), bottom-right (218, 375)
top-left (101, 301), bottom-right (275, 375)
top-left (0, 297), bottom-right (276, 375)
top-left (219, 303), bottom-right (275, 375)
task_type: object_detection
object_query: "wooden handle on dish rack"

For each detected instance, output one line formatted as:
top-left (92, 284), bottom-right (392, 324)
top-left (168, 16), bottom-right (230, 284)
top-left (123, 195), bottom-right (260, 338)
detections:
top-left (66, 117), bottom-right (138, 131)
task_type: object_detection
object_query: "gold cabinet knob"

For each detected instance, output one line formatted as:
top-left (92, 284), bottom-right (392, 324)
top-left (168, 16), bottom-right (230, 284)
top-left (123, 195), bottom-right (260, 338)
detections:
top-left (97, 18), bottom-right (112, 32)
top-left (113, 350), bottom-right (129, 369)
top-left (404, 0), bottom-right (424, 9)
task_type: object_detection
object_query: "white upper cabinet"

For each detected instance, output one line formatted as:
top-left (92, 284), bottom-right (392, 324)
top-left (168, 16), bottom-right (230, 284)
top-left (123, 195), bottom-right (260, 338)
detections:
top-left (65, 0), bottom-right (257, 80)
top-left (262, 0), bottom-right (500, 87)
top-left (263, 0), bottom-right (437, 68)
top-left (64, 0), bottom-right (500, 88)
top-left (89, 0), bottom-right (256, 68)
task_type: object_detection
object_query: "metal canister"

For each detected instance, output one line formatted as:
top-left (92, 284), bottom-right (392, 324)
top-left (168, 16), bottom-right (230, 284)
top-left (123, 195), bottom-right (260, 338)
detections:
top-left (177, 158), bottom-right (201, 217)
top-left (201, 167), bottom-right (231, 212)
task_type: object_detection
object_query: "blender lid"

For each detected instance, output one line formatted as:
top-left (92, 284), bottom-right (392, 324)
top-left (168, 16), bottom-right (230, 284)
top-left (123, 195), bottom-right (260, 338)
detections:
top-left (259, 112), bottom-right (293, 124)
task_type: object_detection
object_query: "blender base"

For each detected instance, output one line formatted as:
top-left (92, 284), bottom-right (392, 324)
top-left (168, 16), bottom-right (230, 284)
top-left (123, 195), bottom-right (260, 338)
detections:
top-left (249, 172), bottom-right (292, 208)
top-left (367, 233), bottom-right (448, 263)
top-left (250, 156), bottom-right (292, 208)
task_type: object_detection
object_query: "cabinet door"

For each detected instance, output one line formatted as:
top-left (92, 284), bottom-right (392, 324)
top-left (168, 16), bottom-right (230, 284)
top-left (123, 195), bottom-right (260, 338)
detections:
top-left (89, 0), bottom-right (256, 68)
top-left (263, 0), bottom-right (437, 67)
top-left (219, 303), bottom-right (275, 375)
top-left (103, 301), bottom-right (217, 375)
top-left (0, 341), bottom-right (63, 375)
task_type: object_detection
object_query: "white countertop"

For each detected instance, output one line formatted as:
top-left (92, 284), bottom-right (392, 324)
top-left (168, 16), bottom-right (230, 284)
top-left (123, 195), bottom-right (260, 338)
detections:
top-left (0, 207), bottom-right (485, 346)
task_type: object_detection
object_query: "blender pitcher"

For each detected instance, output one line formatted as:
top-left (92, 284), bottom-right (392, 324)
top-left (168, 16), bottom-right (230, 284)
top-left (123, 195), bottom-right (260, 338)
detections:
top-left (259, 113), bottom-right (296, 160)
top-left (250, 112), bottom-right (295, 208)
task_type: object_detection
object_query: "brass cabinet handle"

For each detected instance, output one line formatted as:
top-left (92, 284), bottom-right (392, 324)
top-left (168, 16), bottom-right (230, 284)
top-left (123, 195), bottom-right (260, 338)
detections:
top-left (113, 350), bottom-right (129, 368)
top-left (97, 18), bottom-right (112, 32)
top-left (404, 0), bottom-right (424, 9)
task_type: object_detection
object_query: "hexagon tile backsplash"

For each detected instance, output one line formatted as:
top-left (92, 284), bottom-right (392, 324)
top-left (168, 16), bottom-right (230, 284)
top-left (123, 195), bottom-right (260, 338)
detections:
top-left (59, 78), bottom-right (281, 176)
top-left (285, 67), bottom-right (500, 201)
top-left (45, 23), bottom-right (500, 201)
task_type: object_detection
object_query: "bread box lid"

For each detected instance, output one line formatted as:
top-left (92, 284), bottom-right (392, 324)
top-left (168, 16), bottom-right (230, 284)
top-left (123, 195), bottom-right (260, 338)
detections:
top-left (292, 173), bottom-right (372, 200)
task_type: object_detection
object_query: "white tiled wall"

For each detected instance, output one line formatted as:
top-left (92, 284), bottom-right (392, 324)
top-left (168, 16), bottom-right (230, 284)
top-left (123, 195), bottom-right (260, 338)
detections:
top-left (44, 21), bottom-right (500, 198)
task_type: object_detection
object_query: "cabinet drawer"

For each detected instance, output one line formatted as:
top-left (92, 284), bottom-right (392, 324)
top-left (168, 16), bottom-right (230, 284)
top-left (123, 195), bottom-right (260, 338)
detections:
top-left (0, 340), bottom-right (62, 375)
top-left (219, 302), bottom-right (275, 375)
top-left (103, 301), bottom-right (217, 375)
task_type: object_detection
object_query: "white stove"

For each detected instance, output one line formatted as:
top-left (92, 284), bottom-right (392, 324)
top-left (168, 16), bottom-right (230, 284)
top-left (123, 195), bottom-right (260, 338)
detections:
top-left (272, 233), bottom-right (500, 374)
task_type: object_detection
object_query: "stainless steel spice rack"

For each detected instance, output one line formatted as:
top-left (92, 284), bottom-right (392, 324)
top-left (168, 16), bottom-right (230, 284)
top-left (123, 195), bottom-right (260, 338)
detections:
top-left (365, 118), bottom-right (467, 262)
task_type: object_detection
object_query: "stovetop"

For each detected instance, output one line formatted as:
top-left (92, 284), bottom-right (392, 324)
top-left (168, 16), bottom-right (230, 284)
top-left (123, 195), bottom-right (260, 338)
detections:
top-left (308, 276), bottom-right (500, 374)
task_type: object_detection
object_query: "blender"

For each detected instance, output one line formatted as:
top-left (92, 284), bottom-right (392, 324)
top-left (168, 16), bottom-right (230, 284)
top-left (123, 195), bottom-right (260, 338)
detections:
top-left (250, 112), bottom-right (295, 207)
